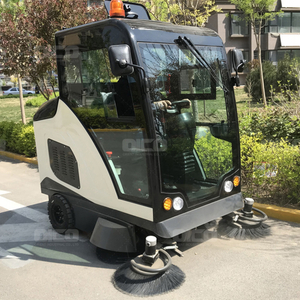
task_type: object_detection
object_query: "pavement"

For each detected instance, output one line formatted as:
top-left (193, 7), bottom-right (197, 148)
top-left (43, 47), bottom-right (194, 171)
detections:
top-left (0, 150), bottom-right (299, 224)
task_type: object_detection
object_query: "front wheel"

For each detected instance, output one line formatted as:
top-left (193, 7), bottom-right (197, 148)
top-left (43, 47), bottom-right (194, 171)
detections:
top-left (48, 194), bottom-right (75, 234)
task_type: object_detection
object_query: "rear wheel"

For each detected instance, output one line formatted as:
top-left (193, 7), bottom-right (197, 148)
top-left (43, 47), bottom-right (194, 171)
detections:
top-left (48, 194), bottom-right (75, 234)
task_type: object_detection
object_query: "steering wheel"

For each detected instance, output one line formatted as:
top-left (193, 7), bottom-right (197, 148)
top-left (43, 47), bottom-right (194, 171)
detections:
top-left (166, 99), bottom-right (190, 114)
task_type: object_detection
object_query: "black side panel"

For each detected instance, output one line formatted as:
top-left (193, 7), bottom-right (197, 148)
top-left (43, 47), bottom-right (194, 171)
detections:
top-left (41, 178), bottom-right (155, 233)
top-left (33, 97), bottom-right (59, 121)
top-left (48, 139), bottom-right (80, 189)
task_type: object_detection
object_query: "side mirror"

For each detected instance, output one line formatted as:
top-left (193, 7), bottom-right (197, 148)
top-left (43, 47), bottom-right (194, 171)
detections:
top-left (231, 49), bottom-right (246, 87)
top-left (231, 49), bottom-right (246, 73)
top-left (108, 45), bottom-right (134, 77)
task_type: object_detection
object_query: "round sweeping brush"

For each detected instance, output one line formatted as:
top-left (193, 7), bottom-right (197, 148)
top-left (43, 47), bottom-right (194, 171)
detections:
top-left (217, 198), bottom-right (271, 240)
top-left (217, 217), bottom-right (271, 240)
top-left (112, 236), bottom-right (185, 296)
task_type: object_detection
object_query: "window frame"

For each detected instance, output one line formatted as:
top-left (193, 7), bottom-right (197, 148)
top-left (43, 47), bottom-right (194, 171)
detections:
top-left (56, 27), bottom-right (153, 206)
top-left (264, 12), bottom-right (300, 33)
top-left (230, 13), bottom-right (249, 37)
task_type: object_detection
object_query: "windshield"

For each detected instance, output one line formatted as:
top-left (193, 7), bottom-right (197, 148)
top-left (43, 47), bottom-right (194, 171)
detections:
top-left (138, 43), bottom-right (239, 203)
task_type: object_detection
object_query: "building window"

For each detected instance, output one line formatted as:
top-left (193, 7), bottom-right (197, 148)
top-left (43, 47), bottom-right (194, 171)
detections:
top-left (231, 14), bottom-right (249, 36)
top-left (292, 12), bottom-right (300, 33)
top-left (265, 12), bottom-right (300, 33)
top-left (292, 49), bottom-right (300, 60)
top-left (278, 12), bottom-right (291, 33)
top-left (263, 50), bottom-right (300, 64)
top-left (269, 51), bottom-right (277, 63)
top-left (277, 50), bottom-right (287, 61)
top-left (242, 50), bottom-right (249, 63)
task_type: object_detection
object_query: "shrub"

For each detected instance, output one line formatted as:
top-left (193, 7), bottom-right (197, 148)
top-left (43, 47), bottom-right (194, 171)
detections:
top-left (194, 133), bottom-right (232, 179)
top-left (244, 55), bottom-right (300, 103)
top-left (0, 121), bottom-right (15, 147)
top-left (276, 54), bottom-right (300, 93)
top-left (73, 107), bottom-right (146, 129)
top-left (0, 121), bottom-right (36, 157)
top-left (244, 60), bottom-right (277, 102)
top-left (26, 93), bottom-right (55, 107)
top-left (241, 134), bottom-right (300, 207)
top-left (239, 107), bottom-right (300, 144)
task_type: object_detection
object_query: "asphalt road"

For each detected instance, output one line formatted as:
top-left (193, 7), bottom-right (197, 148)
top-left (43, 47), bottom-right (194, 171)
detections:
top-left (0, 155), bottom-right (300, 300)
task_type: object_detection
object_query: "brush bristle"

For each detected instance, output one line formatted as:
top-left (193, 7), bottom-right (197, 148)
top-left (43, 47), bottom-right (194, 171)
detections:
top-left (217, 219), bottom-right (271, 240)
top-left (112, 261), bottom-right (185, 296)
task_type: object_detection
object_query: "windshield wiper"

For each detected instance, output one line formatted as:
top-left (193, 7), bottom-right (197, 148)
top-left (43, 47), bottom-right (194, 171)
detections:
top-left (175, 36), bottom-right (229, 94)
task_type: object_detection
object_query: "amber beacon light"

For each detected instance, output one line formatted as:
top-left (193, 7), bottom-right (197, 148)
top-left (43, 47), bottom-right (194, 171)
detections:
top-left (109, 0), bottom-right (125, 17)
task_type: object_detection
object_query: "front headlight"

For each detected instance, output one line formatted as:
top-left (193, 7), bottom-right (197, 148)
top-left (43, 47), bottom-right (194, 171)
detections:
top-left (224, 180), bottom-right (233, 193)
top-left (173, 197), bottom-right (184, 211)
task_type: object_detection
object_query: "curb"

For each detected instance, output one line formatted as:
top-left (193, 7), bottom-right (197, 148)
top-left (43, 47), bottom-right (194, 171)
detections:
top-left (254, 203), bottom-right (300, 224)
top-left (0, 150), bottom-right (38, 165)
top-left (0, 151), bottom-right (299, 224)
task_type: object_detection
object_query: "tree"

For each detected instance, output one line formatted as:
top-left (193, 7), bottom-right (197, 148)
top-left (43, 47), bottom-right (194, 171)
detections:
top-left (245, 60), bottom-right (277, 102)
top-left (143, 0), bottom-right (220, 27)
top-left (0, 0), bottom-right (27, 123)
top-left (0, 0), bottom-right (23, 14)
top-left (0, 0), bottom-right (106, 103)
top-left (229, 0), bottom-right (281, 108)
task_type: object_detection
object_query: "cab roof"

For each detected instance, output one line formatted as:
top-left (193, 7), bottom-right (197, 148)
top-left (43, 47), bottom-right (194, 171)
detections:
top-left (56, 18), bottom-right (222, 47)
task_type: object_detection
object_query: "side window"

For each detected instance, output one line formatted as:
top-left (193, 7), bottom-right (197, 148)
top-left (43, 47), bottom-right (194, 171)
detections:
top-left (64, 47), bottom-right (135, 121)
top-left (63, 43), bottom-right (150, 203)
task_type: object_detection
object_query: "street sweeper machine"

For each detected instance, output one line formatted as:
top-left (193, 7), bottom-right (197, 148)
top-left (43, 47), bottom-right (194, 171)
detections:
top-left (34, 0), bottom-right (269, 262)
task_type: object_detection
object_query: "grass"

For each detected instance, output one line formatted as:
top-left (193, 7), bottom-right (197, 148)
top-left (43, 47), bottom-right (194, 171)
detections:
top-left (0, 96), bottom-right (40, 123)
top-left (0, 93), bottom-right (52, 123)
top-left (234, 86), bottom-right (266, 116)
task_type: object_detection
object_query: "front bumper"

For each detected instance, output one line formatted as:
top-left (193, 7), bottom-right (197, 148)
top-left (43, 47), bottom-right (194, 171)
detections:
top-left (154, 192), bottom-right (243, 238)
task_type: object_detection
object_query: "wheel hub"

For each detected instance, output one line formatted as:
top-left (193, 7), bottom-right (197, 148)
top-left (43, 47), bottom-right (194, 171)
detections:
top-left (53, 205), bottom-right (64, 224)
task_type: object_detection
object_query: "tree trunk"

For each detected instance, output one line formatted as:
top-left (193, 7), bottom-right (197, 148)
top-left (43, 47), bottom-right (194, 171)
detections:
top-left (17, 75), bottom-right (26, 124)
top-left (256, 21), bottom-right (267, 108)
top-left (258, 44), bottom-right (267, 108)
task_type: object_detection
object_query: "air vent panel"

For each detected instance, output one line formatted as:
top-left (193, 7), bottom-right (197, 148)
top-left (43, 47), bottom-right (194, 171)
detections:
top-left (48, 139), bottom-right (80, 189)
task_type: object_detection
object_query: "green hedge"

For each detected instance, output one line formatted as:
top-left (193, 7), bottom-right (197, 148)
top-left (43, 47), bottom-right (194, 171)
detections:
top-left (239, 107), bottom-right (300, 145)
top-left (241, 134), bottom-right (300, 207)
top-left (0, 121), bottom-right (36, 157)
top-left (194, 133), bottom-right (232, 179)
top-left (73, 107), bottom-right (146, 129)
top-left (25, 94), bottom-right (55, 107)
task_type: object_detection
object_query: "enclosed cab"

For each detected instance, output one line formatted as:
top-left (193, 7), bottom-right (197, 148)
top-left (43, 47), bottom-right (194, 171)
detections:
top-left (34, 1), bottom-right (243, 252)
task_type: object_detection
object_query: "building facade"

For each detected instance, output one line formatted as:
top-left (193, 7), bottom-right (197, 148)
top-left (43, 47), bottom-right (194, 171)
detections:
top-left (206, 0), bottom-right (300, 83)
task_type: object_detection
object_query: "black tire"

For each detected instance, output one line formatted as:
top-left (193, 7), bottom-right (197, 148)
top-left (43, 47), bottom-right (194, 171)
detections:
top-left (48, 194), bottom-right (75, 234)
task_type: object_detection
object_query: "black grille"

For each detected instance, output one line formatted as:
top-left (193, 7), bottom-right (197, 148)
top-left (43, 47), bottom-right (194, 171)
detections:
top-left (48, 139), bottom-right (80, 189)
